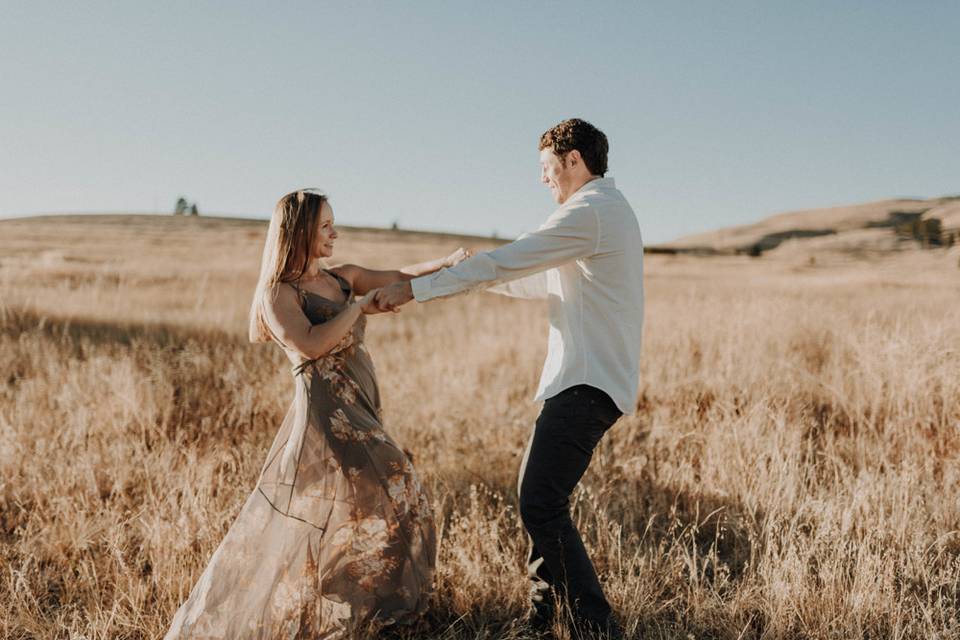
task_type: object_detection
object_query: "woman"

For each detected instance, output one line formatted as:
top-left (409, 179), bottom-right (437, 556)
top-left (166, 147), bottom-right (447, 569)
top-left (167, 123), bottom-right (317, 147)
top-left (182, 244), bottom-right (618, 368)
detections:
top-left (165, 188), bottom-right (469, 639)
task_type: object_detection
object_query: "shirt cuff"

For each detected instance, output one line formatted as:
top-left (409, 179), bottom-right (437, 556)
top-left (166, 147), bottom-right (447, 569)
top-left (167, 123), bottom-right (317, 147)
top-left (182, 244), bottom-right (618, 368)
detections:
top-left (410, 276), bottom-right (433, 302)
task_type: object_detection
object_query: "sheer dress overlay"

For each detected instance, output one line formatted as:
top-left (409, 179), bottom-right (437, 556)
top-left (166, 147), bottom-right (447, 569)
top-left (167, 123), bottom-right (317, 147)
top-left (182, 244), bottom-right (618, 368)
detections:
top-left (165, 271), bottom-right (437, 639)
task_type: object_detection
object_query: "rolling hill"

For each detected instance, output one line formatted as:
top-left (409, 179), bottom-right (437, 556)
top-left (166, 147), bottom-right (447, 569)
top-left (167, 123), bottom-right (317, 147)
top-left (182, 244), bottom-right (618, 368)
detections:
top-left (668, 195), bottom-right (960, 256)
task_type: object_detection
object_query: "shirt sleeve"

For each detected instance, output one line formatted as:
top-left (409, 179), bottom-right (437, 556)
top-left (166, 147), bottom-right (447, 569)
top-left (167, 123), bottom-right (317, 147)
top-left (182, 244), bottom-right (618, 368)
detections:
top-left (485, 271), bottom-right (549, 299)
top-left (410, 202), bottom-right (598, 302)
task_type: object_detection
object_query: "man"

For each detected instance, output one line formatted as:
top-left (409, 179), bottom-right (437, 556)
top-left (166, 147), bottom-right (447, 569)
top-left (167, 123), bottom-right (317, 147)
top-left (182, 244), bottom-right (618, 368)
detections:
top-left (377, 118), bottom-right (644, 638)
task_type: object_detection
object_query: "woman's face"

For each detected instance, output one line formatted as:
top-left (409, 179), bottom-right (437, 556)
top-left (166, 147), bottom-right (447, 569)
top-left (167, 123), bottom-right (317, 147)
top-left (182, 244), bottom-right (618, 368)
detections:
top-left (311, 201), bottom-right (338, 259)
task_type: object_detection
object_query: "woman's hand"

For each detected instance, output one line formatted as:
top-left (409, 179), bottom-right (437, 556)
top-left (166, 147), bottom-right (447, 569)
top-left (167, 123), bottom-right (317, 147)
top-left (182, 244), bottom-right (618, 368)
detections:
top-left (358, 288), bottom-right (400, 314)
top-left (358, 289), bottom-right (385, 314)
top-left (443, 247), bottom-right (473, 268)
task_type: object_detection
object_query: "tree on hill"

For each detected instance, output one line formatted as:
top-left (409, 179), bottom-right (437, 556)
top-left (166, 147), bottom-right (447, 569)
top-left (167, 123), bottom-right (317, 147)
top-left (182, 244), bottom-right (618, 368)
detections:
top-left (173, 197), bottom-right (200, 216)
top-left (895, 217), bottom-right (943, 247)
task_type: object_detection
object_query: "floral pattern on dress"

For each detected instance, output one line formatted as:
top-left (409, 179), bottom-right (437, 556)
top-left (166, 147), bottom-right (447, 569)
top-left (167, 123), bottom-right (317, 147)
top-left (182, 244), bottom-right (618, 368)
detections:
top-left (328, 516), bottom-right (402, 591)
top-left (311, 354), bottom-right (361, 406)
top-left (329, 408), bottom-right (367, 441)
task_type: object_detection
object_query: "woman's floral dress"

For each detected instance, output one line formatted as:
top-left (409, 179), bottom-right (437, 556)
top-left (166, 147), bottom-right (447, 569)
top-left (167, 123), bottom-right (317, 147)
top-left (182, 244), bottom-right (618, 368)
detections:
top-left (165, 270), bottom-right (436, 639)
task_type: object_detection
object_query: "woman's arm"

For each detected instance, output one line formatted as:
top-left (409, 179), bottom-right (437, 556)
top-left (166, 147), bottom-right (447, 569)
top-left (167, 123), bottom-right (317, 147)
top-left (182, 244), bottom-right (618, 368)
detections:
top-left (333, 247), bottom-right (471, 295)
top-left (262, 284), bottom-right (380, 360)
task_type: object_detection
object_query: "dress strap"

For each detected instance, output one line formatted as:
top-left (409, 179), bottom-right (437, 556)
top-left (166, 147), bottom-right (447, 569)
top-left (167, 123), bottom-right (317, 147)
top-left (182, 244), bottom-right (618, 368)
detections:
top-left (287, 278), bottom-right (307, 304)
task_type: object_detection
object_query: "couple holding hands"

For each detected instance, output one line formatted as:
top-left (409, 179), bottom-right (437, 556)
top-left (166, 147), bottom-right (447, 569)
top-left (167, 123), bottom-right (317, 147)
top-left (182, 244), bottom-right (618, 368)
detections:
top-left (165, 118), bottom-right (644, 640)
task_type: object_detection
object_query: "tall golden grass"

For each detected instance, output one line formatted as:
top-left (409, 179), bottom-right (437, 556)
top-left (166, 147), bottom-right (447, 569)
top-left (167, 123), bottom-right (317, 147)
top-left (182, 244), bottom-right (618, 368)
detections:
top-left (1, 215), bottom-right (959, 639)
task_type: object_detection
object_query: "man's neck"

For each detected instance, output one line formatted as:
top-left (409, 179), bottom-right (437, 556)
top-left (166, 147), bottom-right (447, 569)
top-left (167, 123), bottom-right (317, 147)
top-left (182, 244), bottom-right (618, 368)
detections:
top-left (568, 174), bottom-right (602, 197)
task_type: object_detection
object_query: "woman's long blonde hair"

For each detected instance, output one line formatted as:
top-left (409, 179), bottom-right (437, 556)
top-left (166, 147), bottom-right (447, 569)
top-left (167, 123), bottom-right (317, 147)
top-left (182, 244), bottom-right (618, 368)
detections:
top-left (248, 189), bottom-right (328, 343)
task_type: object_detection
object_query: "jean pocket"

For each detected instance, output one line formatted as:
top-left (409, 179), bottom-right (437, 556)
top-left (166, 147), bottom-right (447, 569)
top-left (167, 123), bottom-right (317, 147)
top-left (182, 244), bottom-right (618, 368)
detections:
top-left (584, 388), bottom-right (620, 416)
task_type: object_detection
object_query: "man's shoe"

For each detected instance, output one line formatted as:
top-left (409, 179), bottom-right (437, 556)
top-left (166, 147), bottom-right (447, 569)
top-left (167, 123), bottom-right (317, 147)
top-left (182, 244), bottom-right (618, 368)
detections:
top-left (528, 601), bottom-right (555, 631)
top-left (527, 565), bottom-right (557, 634)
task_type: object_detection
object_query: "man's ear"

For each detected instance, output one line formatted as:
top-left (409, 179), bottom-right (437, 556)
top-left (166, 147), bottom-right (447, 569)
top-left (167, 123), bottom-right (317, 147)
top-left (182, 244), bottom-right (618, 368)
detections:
top-left (565, 149), bottom-right (583, 168)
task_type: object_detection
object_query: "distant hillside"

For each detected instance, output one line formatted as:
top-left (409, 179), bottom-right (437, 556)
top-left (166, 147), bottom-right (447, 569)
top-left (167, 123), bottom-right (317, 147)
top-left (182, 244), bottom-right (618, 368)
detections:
top-left (0, 213), bottom-right (510, 246)
top-left (667, 196), bottom-right (960, 256)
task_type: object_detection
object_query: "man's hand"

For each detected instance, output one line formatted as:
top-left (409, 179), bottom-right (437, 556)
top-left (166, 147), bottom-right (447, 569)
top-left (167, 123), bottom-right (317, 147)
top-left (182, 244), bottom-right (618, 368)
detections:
top-left (375, 281), bottom-right (414, 312)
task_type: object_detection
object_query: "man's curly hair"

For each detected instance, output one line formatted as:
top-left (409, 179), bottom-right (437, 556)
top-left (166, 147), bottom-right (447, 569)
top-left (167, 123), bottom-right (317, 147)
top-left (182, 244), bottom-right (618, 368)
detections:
top-left (539, 118), bottom-right (608, 177)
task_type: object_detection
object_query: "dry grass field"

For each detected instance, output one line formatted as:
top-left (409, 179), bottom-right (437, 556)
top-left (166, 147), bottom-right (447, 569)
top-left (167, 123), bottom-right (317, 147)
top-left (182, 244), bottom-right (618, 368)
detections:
top-left (2, 214), bottom-right (959, 640)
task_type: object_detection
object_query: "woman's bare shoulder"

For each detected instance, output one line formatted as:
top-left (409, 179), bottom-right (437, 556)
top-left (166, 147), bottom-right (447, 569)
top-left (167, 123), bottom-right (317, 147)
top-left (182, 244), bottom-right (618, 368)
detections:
top-left (263, 281), bottom-right (300, 313)
top-left (327, 264), bottom-right (360, 286)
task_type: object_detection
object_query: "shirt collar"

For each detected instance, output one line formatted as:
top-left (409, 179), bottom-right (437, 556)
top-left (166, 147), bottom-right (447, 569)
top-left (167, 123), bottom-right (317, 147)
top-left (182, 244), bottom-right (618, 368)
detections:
top-left (568, 176), bottom-right (615, 201)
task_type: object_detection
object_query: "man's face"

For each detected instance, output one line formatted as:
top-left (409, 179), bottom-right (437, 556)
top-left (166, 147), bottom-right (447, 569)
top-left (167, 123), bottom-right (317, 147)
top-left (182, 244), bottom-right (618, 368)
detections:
top-left (539, 147), bottom-right (575, 204)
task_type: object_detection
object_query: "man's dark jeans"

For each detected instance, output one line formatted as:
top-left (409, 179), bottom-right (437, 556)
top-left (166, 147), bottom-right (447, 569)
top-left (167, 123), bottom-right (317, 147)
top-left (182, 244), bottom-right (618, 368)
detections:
top-left (518, 384), bottom-right (623, 635)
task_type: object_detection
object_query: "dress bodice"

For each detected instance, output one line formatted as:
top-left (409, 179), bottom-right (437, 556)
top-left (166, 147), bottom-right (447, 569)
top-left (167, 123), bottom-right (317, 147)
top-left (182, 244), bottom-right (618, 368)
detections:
top-left (296, 269), bottom-right (364, 328)
top-left (290, 270), bottom-right (367, 369)
top-left (299, 290), bottom-right (367, 343)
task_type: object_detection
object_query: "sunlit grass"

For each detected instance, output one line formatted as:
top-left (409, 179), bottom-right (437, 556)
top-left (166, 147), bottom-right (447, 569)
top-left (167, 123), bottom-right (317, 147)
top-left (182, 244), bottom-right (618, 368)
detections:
top-left (1, 215), bottom-right (959, 639)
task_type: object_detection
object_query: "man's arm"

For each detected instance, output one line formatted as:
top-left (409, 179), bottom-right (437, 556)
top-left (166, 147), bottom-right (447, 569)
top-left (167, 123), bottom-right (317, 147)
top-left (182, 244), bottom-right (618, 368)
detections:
top-left (485, 271), bottom-right (549, 299)
top-left (376, 203), bottom-right (597, 308)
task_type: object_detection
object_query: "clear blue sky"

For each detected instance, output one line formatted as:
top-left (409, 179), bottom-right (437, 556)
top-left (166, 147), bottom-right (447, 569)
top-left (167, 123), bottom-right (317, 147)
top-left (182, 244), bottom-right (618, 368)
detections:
top-left (2, 2), bottom-right (957, 243)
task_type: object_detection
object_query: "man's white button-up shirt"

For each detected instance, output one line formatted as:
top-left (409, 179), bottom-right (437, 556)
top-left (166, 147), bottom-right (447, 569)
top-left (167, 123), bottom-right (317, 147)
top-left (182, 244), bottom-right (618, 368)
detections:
top-left (410, 177), bottom-right (644, 415)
